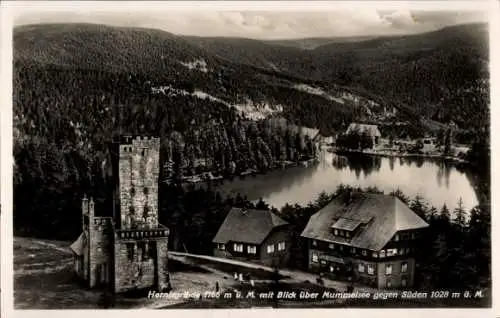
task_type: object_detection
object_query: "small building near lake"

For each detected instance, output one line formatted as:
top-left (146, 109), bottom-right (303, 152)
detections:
top-left (212, 208), bottom-right (292, 268)
top-left (421, 137), bottom-right (437, 154)
top-left (301, 191), bottom-right (429, 289)
top-left (345, 123), bottom-right (382, 148)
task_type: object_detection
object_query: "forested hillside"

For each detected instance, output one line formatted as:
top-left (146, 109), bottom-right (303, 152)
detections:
top-left (13, 22), bottom-right (490, 241)
top-left (187, 23), bottom-right (489, 132)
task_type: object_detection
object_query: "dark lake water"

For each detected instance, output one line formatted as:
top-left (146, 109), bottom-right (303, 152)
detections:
top-left (212, 150), bottom-right (480, 214)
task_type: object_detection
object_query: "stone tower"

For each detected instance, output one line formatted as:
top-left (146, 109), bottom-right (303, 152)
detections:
top-left (116, 136), bottom-right (160, 230)
top-left (109, 135), bottom-right (169, 293)
top-left (72, 135), bottom-right (169, 293)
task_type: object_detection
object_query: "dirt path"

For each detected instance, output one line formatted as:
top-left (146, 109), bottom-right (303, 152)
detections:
top-left (25, 238), bottom-right (72, 255)
top-left (169, 252), bottom-right (378, 293)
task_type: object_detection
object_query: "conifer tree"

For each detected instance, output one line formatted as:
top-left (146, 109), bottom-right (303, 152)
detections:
top-left (453, 197), bottom-right (467, 230)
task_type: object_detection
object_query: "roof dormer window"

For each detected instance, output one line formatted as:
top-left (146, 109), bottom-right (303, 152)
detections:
top-left (331, 217), bottom-right (363, 239)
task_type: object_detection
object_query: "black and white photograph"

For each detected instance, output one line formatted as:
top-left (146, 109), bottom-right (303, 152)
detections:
top-left (2, 0), bottom-right (496, 314)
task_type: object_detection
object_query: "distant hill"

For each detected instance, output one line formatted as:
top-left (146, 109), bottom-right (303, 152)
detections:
top-left (185, 23), bottom-right (489, 130)
top-left (15, 23), bottom-right (403, 136)
top-left (14, 23), bottom-right (221, 76)
top-left (14, 22), bottom-right (489, 133)
top-left (264, 35), bottom-right (380, 50)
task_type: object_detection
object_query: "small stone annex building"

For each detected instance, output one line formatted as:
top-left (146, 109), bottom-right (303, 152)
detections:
top-left (70, 135), bottom-right (170, 293)
top-left (301, 191), bottom-right (429, 289)
top-left (213, 208), bottom-right (292, 268)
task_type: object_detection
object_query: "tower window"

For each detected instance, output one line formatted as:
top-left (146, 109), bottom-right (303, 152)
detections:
top-left (126, 243), bottom-right (134, 261)
top-left (131, 187), bottom-right (135, 196)
top-left (129, 206), bottom-right (135, 215)
top-left (138, 242), bottom-right (146, 261)
top-left (143, 187), bottom-right (149, 195)
top-left (143, 205), bottom-right (150, 217)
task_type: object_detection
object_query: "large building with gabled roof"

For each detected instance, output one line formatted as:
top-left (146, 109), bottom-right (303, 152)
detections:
top-left (301, 190), bottom-right (429, 289)
top-left (213, 207), bottom-right (292, 267)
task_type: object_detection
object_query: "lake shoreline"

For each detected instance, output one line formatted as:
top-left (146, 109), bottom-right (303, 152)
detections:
top-left (330, 148), bottom-right (469, 165)
top-left (178, 156), bottom-right (320, 186)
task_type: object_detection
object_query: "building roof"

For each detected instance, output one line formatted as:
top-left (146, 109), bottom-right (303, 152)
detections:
top-left (70, 232), bottom-right (87, 256)
top-left (300, 192), bottom-right (429, 251)
top-left (346, 123), bottom-right (381, 137)
top-left (213, 208), bottom-right (289, 245)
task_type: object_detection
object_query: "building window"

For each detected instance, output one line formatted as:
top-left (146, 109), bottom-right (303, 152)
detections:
top-left (367, 264), bottom-right (375, 275)
top-left (339, 245), bottom-right (344, 251)
top-left (411, 233), bottom-right (416, 240)
top-left (143, 187), bottom-right (149, 195)
top-left (97, 247), bottom-right (102, 253)
top-left (329, 244), bottom-right (335, 249)
top-left (278, 242), bottom-right (286, 251)
top-left (351, 248), bottom-right (356, 254)
top-left (387, 248), bottom-right (397, 257)
top-left (402, 276), bottom-right (408, 287)
top-left (233, 243), bottom-right (243, 252)
top-left (380, 250), bottom-right (386, 258)
top-left (312, 253), bottom-right (318, 263)
top-left (334, 229), bottom-right (339, 235)
top-left (385, 264), bottom-right (393, 275)
top-left (394, 234), bottom-right (400, 241)
top-left (131, 187), bottom-right (135, 196)
top-left (312, 240), bottom-right (317, 246)
top-left (362, 250), bottom-right (367, 256)
top-left (218, 244), bottom-right (225, 251)
top-left (358, 263), bottom-right (365, 273)
top-left (398, 248), bottom-right (404, 255)
top-left (401, 262), bottom-right (408, 273)
top-left (346, 232), bottom-right (351, 238)
top-left (372, 252), bottom-right (378, 258)
top-left (386, 279), bottom-right (392, 288)
top-left (126, 243), bottom-right (134, 261)
top-left (321, 260), bottom-right (327, 265)
top-left (248, 245), bottom-right (257, 254)
top-left (405, 248), bottom-right (410, 254)
top-left (267, 244), bottom-right (275, 254)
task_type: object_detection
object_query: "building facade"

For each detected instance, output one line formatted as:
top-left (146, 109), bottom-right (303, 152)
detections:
top-left (213, 208), bottom-right (292, 268)
top-left (71, 135), bottom-right (170, 293)
top-left (345, 123), bottom-right (382, 148)
top-left (301, 191), bottom-right (428, 289)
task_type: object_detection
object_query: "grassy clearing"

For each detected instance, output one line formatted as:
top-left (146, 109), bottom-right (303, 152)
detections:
top-left (13, 237), bottom-right (236, 309)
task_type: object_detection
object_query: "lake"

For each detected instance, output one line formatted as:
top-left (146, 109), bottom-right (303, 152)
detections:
top-left (210, 150), bottom-right (480, 214)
